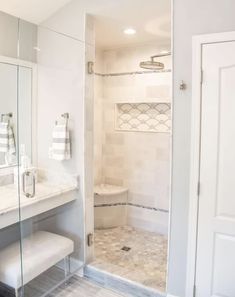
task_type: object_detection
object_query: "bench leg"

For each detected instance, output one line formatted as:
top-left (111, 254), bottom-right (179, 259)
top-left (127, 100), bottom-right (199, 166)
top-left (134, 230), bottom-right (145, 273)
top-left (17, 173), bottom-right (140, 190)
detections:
top-left (64, 256), bottom-right (71, 285)
top-left (15, 287), bottom-right (23, 297)
top-left (15, 288), bottom-right (19, 297)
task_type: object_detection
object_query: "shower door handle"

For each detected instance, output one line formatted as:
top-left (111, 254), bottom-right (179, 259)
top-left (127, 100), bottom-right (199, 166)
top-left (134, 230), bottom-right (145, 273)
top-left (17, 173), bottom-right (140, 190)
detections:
top-left (22, 171), bottom-right (36, 198)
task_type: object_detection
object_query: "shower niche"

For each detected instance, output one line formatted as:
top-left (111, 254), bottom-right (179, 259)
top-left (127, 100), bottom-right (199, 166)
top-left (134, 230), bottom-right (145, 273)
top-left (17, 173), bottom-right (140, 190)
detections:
top-left (115, 102), bottom-right (171, 133)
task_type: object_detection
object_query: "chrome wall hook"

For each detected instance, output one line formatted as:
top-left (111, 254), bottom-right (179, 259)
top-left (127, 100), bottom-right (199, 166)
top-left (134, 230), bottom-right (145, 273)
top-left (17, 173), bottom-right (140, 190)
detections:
top-left (180, 80), bottom-right (187, 90)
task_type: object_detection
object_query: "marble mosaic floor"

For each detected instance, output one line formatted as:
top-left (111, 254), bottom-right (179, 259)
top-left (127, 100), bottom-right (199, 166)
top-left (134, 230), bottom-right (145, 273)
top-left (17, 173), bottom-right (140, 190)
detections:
top-left (91, 226), bottom-right (168, 292)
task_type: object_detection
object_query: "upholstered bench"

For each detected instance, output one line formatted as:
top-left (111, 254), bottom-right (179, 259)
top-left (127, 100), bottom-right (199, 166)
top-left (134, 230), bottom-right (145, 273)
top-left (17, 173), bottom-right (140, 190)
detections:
top-left (0, 231), bottom-right (74, 297)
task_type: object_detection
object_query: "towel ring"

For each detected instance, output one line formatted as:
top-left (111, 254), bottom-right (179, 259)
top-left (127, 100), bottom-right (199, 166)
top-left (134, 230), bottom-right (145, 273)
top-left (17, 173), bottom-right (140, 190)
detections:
top-left (1, 113), bottom-right (13, 122)
top-left (55, 113), bottom-right (69, 125)
top-left (61, 113), bottom-right (69, 120)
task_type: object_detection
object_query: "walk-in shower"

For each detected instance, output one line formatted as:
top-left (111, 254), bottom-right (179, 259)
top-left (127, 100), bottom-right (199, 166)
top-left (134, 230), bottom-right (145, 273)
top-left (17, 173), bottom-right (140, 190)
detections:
top-left (86, 13), bottom-right (172, 295)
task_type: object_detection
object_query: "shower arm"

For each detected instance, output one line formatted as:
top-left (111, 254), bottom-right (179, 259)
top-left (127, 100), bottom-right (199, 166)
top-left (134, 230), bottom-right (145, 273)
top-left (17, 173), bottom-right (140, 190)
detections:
top-left (151, 53), bottom-right (171, 61)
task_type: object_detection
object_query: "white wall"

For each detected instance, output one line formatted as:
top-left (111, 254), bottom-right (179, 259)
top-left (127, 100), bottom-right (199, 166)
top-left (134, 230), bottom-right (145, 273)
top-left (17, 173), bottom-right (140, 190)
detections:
top-left (169, 1), bottom-right (235, 296)
top-left (37, 26), bottom-right (84, 175)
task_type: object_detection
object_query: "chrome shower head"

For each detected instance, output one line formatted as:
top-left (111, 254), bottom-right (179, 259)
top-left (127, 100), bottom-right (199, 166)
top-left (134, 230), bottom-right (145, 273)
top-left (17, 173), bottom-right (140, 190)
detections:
top-left (139, 52), bottom-right (171, 70)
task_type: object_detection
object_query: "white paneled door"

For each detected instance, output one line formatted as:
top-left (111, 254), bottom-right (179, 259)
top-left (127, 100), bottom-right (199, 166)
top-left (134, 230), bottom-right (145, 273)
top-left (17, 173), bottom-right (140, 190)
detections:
top-left (196, 41), bottom-right (235, 296)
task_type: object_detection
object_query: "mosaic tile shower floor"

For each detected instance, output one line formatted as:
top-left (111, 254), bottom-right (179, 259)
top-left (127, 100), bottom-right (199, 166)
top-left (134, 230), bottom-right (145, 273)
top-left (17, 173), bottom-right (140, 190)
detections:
top-left (91, 226), bottom-right (168, 292)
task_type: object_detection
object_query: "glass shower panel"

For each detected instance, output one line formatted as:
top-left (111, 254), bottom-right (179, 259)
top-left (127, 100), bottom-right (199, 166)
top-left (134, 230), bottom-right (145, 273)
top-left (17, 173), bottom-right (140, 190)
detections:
top-left (18, 20), bottom-right (83, 297)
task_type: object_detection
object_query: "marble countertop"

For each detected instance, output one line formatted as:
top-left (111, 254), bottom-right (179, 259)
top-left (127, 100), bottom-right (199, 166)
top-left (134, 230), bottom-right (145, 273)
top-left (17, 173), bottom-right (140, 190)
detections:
top-left (0, 182), bottom-right (77, 215)
top-left (0, 181), bottom-right (78, 229)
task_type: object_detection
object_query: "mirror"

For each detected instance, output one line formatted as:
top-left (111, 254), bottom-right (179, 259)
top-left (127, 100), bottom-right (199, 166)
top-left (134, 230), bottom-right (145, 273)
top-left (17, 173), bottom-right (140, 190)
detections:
top-left (0, 60), bottom-right (33, 168)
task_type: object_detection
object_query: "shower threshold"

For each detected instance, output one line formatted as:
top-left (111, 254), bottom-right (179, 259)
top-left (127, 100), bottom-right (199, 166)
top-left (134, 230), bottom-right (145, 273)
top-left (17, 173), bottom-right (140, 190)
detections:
top-left (84, 265), bottom-right (165, 297)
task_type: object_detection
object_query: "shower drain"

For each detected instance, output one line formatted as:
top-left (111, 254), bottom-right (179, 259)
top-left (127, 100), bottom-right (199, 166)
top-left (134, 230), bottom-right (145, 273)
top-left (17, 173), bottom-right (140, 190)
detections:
top-left (121, 246), bottom-right (131, 252)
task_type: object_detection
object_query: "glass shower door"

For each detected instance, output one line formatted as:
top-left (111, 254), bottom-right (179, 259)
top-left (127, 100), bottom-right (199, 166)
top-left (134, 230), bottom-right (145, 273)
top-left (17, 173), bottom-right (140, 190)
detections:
top-left (17, 19), bottom-right (82, 297)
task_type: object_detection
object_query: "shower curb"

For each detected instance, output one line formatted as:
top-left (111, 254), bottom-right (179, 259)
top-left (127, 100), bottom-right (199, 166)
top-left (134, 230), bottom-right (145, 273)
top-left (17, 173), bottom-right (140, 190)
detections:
top-left (84, 265), bottom-right (166, 297)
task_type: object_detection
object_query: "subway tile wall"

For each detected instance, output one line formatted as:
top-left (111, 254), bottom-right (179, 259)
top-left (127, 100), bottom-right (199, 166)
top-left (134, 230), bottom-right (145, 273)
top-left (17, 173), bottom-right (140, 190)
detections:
top-left (94, 44), bottom-right (171, 234)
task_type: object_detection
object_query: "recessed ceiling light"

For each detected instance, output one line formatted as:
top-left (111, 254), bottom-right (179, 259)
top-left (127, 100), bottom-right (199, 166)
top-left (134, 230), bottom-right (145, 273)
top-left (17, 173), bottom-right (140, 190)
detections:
top-left (124, 28), bottom-right (136, 35)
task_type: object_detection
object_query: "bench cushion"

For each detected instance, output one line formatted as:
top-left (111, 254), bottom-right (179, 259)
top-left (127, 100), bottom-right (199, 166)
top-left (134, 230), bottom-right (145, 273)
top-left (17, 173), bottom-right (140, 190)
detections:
top-left (0, 231), bottom-right (74, 289)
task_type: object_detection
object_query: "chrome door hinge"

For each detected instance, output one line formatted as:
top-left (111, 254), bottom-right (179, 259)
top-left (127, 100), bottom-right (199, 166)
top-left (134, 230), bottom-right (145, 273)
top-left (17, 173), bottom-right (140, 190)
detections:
top-left (197, 182), bottom-right (200, 196)
top-left (87, 61), bottom-right (94, 74)
top-left (87, 233), bottom-right (94, 247)
top-left (200, 69), bottom-right (204, 84)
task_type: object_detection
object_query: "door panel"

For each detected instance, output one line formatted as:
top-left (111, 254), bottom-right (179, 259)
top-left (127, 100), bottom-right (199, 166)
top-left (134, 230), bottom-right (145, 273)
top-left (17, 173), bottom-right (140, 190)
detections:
top-left (216, 65), bottom-right (235, 218)
top-left (213, 234), bottom-right (235, 297)
top-left (196, 41), bottom-right (235, 297)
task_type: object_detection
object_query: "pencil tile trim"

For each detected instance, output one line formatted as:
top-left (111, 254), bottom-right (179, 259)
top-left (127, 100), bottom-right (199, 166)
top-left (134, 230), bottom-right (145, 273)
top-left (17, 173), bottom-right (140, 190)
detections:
top-left (94, 202), bottom-right (169, 213)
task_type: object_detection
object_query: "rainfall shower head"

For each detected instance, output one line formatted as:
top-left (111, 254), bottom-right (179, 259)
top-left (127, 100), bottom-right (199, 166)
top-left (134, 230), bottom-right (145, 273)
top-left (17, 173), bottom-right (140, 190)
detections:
top-left (139, 52), bottom-right (171, 70)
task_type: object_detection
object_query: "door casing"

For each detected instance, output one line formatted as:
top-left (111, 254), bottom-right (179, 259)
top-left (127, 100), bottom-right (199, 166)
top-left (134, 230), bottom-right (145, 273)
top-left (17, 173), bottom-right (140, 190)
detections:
top-left (187, 31), bottom-right (235, 297)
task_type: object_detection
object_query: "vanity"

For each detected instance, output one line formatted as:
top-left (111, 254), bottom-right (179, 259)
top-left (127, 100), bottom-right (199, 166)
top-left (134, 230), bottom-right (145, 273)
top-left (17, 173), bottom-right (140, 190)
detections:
top-left (0, 179), bottom-right (78, 230)
top-left (0, 165), bottom-right (79, 296)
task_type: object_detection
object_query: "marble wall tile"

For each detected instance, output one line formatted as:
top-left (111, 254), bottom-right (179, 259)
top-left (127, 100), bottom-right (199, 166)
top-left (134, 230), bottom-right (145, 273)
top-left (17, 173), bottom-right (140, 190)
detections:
top-left (104, 156), bottom-right (124, 167)
top-left (146, 85), bottom-right (170, 100)
top-left (95, 205), bottom-right (127, 229)
top-left (105, 133), bottom-right (125, 145)
top-left (104, 177), bottom-right (124, 187)
top-left (94, 43), bottom-right (171, 233)
top-left (127, 207), bottom-right (169, 234)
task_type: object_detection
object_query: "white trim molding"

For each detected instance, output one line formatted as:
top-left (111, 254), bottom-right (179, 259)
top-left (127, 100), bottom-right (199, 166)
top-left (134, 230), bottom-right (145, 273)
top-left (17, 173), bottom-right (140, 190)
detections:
top-left (167, 294), bottom-right (180, 297)
top-left (186, 31), bottom-right (235, 297)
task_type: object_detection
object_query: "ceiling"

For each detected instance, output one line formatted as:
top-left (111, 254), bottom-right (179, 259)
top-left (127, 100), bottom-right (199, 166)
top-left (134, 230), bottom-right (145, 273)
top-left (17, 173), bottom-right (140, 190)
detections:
top-left (0, 0), bottom-right (72, 24)
top-left (93, 0), bottom-right (171, 49)
top-left (0, 0), bottom-right (171, 49)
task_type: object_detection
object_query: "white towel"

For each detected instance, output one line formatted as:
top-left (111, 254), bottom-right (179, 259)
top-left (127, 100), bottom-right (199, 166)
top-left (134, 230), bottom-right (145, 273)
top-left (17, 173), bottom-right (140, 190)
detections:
top-left (51, 123), bottom-right (71, 161)
top-left (0, 122), bottom-right (16, 155)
